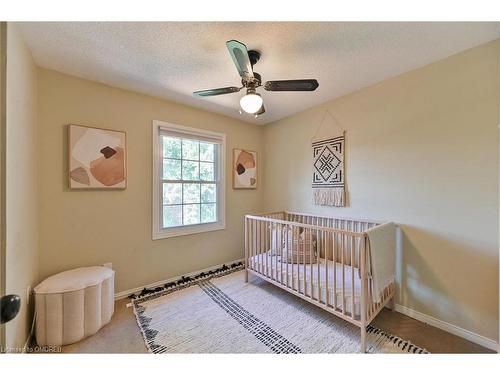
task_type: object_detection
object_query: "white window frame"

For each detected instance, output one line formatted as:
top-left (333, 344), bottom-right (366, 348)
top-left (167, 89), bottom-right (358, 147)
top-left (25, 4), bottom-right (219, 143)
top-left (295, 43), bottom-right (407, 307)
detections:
top-left (152, 120), bottom-right (226, 240)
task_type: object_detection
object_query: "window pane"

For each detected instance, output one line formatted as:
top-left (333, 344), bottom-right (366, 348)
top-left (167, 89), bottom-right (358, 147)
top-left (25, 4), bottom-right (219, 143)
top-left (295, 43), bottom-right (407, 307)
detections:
top-left (200, 162), bottom-right (214, 181)
top-left (163, 183), bottom-right (182, 204)
top-left (163, 159), bottom-right (181, 180)
top-left (201, 184), bottom-right (216, 203)
top-left (182, 161), bottom-right (199, 180)
top-left (183, 204), bottom-right (200, 225)
top-left (163, 205), bottom-right (182, 228)
top-left (163, 136), bottom-right (182, 159)
top-left (201, 203), bottom-right (216, 223)
top-left (182, 139), bottom-right (199, 160)
top-left (183, 183), bottom-right (200, 204)
top-left (200, 142), bottom-right (214, 162)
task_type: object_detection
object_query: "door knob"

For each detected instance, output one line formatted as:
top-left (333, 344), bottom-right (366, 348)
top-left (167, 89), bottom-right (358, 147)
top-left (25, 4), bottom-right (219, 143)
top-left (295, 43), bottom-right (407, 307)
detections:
top-left (0, 294), bottom-right (21, 324)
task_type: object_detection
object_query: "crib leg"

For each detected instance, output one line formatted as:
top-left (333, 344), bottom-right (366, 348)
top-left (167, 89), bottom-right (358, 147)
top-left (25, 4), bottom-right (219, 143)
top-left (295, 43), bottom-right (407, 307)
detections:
top-left (360, 326), bottom-right (367, 353)
top-left (389, 296), bottom-right (395, 312)
top-left (244, 269), bottom-right (249, 283)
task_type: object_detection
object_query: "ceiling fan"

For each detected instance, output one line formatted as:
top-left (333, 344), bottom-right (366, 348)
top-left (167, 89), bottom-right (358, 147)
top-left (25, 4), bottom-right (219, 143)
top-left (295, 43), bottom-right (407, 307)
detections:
top-left (193, 40), bottom-right (319, 117)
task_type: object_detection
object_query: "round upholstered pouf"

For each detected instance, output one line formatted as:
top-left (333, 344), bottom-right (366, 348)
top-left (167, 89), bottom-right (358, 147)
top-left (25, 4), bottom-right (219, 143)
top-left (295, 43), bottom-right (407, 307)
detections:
top-left (34, 266), bottom-right (115, 346)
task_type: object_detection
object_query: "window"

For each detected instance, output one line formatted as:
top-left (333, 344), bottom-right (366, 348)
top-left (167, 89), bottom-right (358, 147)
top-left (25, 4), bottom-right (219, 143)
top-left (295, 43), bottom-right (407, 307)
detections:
top-left (152, 120), bottom-right (225, 239)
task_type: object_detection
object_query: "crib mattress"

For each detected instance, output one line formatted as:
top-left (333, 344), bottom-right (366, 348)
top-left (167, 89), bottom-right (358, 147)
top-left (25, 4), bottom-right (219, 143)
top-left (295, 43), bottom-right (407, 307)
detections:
top-left (249, 253), bottom-right (362, 317)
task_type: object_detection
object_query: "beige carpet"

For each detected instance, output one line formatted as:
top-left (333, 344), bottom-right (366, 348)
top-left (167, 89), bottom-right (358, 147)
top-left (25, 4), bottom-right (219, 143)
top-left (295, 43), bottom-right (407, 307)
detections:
top-left (132, 270), bottom-right (428, 354)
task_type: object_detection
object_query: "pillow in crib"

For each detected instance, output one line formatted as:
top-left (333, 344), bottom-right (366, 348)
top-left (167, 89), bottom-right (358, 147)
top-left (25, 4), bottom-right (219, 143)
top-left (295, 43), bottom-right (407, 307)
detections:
top-left (282, 227), bottom-right (317, 264)
top-left (268, 223), bottom-right (285, 255)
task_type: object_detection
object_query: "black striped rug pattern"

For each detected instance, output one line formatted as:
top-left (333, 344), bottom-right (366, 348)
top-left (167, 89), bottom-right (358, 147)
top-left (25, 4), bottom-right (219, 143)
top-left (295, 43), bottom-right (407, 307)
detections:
top-left (199, 280), bottom-right (301, 354)
top-left (132, 268), bottom-right (428, 354)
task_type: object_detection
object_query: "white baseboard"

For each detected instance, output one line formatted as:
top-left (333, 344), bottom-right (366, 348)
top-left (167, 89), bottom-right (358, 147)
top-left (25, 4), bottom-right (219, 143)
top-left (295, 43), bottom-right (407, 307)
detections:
top-left (114, 258), bottom-right (244, 300)
top-left (395, 304), bottom-right (498, 352)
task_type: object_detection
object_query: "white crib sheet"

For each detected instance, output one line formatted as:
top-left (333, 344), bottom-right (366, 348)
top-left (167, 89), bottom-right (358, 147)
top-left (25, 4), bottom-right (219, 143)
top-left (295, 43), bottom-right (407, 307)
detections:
top-left (249, 253), bottom-right (362, 317)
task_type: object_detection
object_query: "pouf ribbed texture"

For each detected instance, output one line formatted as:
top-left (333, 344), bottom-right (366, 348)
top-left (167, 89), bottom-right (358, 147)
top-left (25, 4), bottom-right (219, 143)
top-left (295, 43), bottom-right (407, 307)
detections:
top-left (34, 266), bottom-right (114, 346)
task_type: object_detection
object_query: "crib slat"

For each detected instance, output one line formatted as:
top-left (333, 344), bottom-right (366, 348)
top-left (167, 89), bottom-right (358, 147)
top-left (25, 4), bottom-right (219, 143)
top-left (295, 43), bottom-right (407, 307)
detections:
top-left (303, 227), bottom-right (306, 296)
top-left (269, 224), bottom-right (279, 278)
top-left (357, 223), bottom-right (361, 273)
top-left (260, 220), bottom-right (264, 274)
top-left (325, 227), bottom-right (329, 308)
top-left (289, 224), bottom-right (292, 284)
top-left (309, 228), bottom-right (313, 300)
top-left (333, 232), bottom-right (337, 311)
top-left (264, 220), bottom-right (276, 279)
top-left (341, 233), bottom-right (346, 316)
top-left (285, 224), bottom-right (294, 289)
top-left (266, 222), bottom-right (277, 280)
top-left (254, 219), bottom-right (258, 272)
top-left (256, 219), bottom-right (259, 273)
top-left (244, 217), bottom-right (248, 281)
top-left (259, 221), bottom-right (272, 276)
top-left (276, 224), bottom-right (288, 286)
top-left (266, 224), bottom-right (278, 279)
top-left (269, 224), bottom-right (278, 279)
top-left (273, 223), bottom-right (277, 280)
top-left (264, 220), bottom-right (273, 279)
top-left (250, 219), bottom-right (254, 272)
top-left (272, 223), bottom-right (275, 280)
top-left (248, 219), bottom-right (252, 271)
top-left (257, 220), bottom-right (262, 274)
top-left (261, 220), bottom-right (264, 275)
top-left (273, 222), bottom-right (277, 281)
top-left (317, 227), bottom-right (321, 304)
top-left (286, 227), bottom-right (293, 289)
top-left (351, 236), bottom-right (355, 318)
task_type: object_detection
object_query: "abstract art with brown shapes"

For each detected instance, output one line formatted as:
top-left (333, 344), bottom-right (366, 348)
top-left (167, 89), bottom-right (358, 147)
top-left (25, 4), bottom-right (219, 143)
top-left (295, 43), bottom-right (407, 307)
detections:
top-left (233, 149), bottom-right (257, 189)
top-left (68, 124), bottom-right (126, 189)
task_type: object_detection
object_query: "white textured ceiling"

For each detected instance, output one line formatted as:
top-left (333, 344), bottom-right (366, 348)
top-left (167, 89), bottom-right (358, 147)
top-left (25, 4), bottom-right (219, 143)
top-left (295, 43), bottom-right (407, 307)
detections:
top-left (17, 22), bottom-right (500, 125)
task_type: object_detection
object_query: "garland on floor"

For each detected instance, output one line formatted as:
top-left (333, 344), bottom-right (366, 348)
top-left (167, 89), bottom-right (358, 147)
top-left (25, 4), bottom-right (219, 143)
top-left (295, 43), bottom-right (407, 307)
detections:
top-left (128, 262), bottom-right (244, 302)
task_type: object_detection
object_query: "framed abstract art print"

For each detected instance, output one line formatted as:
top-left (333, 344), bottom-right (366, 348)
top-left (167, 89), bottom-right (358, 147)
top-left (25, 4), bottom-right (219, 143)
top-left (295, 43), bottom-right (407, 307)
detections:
top-left (233, 148), bottom-right (257, 189)
top-left (68, 124), bottom-right (127, 189)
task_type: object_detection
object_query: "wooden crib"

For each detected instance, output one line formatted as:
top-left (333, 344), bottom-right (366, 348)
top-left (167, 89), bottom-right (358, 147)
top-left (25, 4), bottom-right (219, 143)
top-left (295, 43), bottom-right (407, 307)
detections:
top-left (244, 211), bottom-right (396, 353)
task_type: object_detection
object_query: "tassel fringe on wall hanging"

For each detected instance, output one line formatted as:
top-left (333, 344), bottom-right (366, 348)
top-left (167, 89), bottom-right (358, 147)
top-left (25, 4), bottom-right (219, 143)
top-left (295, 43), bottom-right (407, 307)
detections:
top-left (312, 111), bottom-right (345, 207)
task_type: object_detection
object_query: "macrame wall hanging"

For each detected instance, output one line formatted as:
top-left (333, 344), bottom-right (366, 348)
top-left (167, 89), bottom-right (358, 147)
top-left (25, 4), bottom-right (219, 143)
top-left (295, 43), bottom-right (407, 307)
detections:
top-left (311, 110), bottom-right (345, 207)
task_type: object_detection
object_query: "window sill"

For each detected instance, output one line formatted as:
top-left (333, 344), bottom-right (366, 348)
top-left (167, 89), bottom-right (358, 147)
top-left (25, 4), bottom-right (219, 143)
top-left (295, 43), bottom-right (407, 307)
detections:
top-left (152, 221), bottom-right (225, 240)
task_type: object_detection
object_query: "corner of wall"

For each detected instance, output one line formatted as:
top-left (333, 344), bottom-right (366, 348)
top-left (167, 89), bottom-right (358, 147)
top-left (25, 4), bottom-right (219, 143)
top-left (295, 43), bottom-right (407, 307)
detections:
top-left (5, 21), bottom-right (39, 351)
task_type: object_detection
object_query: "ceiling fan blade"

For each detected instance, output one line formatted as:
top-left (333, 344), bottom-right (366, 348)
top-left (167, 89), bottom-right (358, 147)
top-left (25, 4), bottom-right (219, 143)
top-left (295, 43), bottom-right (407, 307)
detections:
top-left (264, 79), bottom-right (319, 91)
top-left (226, 40), bottom-right (254, 80)
top-left (193, 86), bottom-right (241, 97)
top-left (255, 104), bottom-right (265, 116)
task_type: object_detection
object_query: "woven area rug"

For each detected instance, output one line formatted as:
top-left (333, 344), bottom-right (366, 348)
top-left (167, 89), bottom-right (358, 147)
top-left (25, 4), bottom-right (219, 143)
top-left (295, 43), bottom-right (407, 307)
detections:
top-left (132, 270), bottom-right (428, 354)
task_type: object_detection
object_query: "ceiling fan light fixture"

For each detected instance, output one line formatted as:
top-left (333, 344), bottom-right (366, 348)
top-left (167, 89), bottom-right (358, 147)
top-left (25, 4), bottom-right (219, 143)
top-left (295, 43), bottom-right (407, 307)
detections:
top-left (240, 91), bottom-right (263, 114)
top-left (193, 39), bottom-right (319, 118)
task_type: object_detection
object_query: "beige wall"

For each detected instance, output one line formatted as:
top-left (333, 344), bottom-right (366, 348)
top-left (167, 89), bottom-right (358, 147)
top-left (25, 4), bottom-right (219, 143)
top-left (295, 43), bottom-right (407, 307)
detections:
top-left (37, 68), bottom-right (264, 293)
top-left (263, 40), bottom-right (499, 341)
top-left (0, 22), bottom-right (6, 351)
top-left (5, 24), bottom-right (39, 349)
